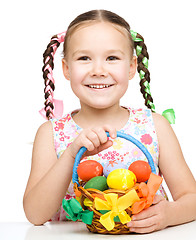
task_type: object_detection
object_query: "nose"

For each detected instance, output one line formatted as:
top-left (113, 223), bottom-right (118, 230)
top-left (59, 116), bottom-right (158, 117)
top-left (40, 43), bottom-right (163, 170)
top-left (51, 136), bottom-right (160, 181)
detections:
top-left (90, 60), bottom-right (108, 78)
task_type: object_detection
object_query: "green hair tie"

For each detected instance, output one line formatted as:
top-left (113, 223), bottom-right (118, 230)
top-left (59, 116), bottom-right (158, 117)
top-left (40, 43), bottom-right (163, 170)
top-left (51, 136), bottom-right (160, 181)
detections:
top-left (136, 45), bottom-right (142, 56)
top-left (131, 30), bottom-right (175, 119)
top-left (131, 30), bottom-right (155, 112)
top-left (142, 57), bottom-right (148, 69)
top-left (139, 70), bottom-right (145, 79)
top-left (131, 30), bottom-right (143, 42)
top-left (147, 100), bottom-right (155, 111)
top-left (162, 109), bottom-right (175, 124)
top-left (143, 81), bottom-right (151, 96)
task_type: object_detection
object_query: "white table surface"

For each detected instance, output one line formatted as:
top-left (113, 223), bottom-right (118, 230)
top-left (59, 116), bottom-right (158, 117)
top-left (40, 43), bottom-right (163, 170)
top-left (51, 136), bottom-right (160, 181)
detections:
top-left (0, 221), bottom-right (196, 240)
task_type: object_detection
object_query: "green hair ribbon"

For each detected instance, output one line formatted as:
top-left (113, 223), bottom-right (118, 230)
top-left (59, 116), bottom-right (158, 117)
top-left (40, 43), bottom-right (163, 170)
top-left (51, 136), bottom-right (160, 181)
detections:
top-left (143, 80), bottom-right (151, 96)
top-left (142, 57), bottom-right (148, 69)
top-left (139, 70), bottom-right (145, 79)
top-left (132, 30), bottom-right (175, 123)
top-left (131, 30), bottom-right (143, 42)
top-left (136, 45), bottom-right (142, 56)
top-left (147, 101), bottom-right (155, 112)
top-left (162, 109), bottom-right (176, 124)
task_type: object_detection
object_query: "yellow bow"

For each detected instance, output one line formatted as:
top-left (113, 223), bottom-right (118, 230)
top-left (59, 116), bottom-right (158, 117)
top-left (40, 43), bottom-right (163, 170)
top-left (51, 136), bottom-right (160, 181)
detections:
top-left (94, 190), bottom-right (140, 231)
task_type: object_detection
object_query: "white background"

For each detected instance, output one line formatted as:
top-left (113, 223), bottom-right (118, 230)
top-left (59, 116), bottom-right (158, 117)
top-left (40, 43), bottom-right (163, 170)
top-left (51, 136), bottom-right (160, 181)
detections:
top-left (0, 0), bottom-right (195, 222)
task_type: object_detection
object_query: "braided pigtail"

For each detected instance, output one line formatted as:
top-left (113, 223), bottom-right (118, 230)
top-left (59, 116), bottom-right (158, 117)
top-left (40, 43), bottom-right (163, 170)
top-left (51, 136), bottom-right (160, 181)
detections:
top-left (131, 30), bottom-right (155, 112)
top-left (42, 32), bottom-right (66, 119)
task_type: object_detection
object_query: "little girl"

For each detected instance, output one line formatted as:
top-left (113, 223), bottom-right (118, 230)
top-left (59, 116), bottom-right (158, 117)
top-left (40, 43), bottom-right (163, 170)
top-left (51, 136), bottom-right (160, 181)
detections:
top-left (23, 9), bottom-right (196, 233)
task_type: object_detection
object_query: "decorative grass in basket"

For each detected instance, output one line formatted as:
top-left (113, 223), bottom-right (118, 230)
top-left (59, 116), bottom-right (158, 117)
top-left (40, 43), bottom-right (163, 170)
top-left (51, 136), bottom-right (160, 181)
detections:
top-left (62, 131), bottom-right (163, 234)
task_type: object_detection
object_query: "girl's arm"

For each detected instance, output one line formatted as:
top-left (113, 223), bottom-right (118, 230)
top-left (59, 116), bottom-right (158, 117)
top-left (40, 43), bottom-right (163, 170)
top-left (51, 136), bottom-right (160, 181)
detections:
top-left (23, 121), bottom-right (75, 225)
top-left (155, 113), bottom-right (196, 225)
top-left (23, 122), bottom-right (116, 225)
top-left (127, 113), bottom-right (196, 233)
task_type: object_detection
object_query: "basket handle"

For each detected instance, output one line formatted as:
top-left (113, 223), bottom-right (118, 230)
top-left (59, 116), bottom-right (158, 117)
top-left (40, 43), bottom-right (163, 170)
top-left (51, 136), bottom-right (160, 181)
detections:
top-left (72, 131), bottom-right (156, 185)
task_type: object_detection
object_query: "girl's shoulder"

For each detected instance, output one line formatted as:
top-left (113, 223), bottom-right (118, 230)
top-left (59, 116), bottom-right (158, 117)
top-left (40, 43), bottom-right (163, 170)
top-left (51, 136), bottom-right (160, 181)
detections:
top-left (151, 112), bottom-right (174, 146)
top-left (36, 120), bottom-right (54, 138)
top-left (151, 112), bottom-right (171, 129)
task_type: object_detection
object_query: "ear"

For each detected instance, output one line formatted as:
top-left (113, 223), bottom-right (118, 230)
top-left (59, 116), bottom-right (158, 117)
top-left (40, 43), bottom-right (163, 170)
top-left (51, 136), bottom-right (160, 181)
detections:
top-left (62, 59), bottom-right (70, 80)
top-left (129, 56), bottom-right (137, 80)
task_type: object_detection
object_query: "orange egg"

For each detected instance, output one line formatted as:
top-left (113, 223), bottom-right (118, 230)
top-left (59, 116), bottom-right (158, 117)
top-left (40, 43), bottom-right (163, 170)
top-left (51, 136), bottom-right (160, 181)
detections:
top-left (77, 160), bottom-right (103, 181)
top-left (128, 160), bottom-right (151, 182)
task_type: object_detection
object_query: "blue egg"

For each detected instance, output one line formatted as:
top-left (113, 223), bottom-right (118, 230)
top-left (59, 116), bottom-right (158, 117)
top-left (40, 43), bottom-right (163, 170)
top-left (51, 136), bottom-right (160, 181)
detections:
top-left (103, 162), bottom-right (127, 177)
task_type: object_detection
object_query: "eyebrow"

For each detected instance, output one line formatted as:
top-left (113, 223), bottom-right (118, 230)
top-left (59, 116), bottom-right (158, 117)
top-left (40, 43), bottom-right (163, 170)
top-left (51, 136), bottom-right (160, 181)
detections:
top-left (72, 49), bottom-right (125, 57)
top-left (72, 50), bottom-right (90, 57)
top-left (106, 49), bottom-right (125, 55)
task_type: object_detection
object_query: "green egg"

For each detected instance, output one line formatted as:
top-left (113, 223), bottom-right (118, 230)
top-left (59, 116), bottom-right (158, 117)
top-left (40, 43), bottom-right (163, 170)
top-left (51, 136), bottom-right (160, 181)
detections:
top-left (84, 176), bottom-right (108, 191)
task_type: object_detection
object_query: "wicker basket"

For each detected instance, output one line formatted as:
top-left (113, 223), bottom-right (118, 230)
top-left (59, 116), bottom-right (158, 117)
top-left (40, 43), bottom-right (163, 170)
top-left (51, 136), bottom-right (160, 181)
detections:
top-left (71, 131), bottom-right (157, 234)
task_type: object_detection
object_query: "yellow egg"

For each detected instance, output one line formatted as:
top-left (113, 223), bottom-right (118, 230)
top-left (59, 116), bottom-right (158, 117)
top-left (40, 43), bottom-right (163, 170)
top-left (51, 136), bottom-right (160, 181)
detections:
top-left (107, 169), bottom-right (137, 190)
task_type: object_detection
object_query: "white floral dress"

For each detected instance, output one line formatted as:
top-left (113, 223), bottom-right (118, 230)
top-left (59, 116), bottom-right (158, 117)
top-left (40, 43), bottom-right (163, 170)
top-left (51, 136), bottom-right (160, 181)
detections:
top-left (49, 107), bottom-right (167, 221)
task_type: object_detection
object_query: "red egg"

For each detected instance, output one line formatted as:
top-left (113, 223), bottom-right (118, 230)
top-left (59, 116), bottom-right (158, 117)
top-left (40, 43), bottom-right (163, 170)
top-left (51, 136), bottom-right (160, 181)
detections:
top-left (128, 160), bottom-right (151, 182)
top-left (77, 160), bottom-right (103, 181)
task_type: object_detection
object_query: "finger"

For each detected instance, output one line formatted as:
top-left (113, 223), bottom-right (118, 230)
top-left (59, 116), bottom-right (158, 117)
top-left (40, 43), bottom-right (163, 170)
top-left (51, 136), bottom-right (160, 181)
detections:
top-left (83, 141), bottom-right (113, 157)
top-left (129, 224), bottom-right (157, 234)
top-left (91, 127), bottom-right (108, 145)
top-left (82, 137), bottom-right (97, 152)
top-left (153, 195), bottom-right (165, 205)
top-left (127, 215), bottom-right (157, 228)
top-left (97, 140), bottom-right (113, 152)
top-left (131, 206), bottom-right (156, 221)
top-left (102, 125), bottom-right (116, 139)
top-left (86, 131), bottom-right (101, 148)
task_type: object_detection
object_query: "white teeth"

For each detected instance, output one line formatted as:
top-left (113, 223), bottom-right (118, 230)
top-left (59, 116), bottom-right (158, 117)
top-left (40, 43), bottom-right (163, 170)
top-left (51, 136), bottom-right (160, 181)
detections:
top-left (88, 84), bottom-right (111, 89)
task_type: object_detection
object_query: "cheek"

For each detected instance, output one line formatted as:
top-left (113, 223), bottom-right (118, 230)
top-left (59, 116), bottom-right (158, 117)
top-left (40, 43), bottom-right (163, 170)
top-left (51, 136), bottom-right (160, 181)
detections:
top-left (69, 65), bottom-right (87, 82)
top-left (112, 65), bottom-right (130, 82)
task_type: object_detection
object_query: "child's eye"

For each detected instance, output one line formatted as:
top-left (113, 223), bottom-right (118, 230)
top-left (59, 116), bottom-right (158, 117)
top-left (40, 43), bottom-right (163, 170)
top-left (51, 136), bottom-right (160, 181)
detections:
top-left (78, 56), bottom-right (90, 61)
top-left (107, 56), bottom-right (119, 61)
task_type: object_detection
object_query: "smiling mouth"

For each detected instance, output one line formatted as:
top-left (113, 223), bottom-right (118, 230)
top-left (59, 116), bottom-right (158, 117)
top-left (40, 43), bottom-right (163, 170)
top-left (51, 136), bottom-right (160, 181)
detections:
top-left (86, 84), bottom-right (114, 89)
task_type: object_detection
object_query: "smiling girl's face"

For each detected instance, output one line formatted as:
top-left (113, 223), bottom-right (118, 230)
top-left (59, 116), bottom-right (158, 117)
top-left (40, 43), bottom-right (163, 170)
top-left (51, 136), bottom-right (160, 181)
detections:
top-left (62, 21), bottom-right (136, 110)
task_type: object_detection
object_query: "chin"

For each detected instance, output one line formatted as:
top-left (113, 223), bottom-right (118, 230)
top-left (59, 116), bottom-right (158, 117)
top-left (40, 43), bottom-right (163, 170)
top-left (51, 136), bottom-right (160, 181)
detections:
top-left (89, 103), bottom-right (117, 110)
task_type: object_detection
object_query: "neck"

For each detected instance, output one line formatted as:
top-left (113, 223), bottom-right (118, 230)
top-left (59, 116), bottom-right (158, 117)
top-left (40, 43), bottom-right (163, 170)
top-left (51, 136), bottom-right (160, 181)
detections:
top-left (72, 103), bottom-right (129, 130)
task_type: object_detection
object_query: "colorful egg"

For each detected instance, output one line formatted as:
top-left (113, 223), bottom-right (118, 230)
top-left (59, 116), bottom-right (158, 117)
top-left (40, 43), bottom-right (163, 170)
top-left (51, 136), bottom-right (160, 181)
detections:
top-left (77, 160), bottom-right (103, 181)
top-left (84, 176), bottom-right (108, 191)
top-left (128, 160), bottom-right (151, 182)
top-left (103, 162), bottom-right (127, 178)
top-left (107, 169), bottom-right (136, 190)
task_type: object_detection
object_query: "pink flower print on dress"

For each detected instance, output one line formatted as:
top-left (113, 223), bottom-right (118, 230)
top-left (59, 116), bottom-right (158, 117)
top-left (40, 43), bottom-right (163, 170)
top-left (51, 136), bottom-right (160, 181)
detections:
top-left (54, 126), bottom-right (59, 131)
top-left (54, 140), bottom-right (60, 150)
top-left (140, 134), bottom-right (153, 145)
top-left (141, 119), bottom-right (148, 124)
top-left (134, 118), bottom-right (141, 124)
top-left (59, 132), bottom-right (64, 136)
top-left (58, 122), bottom-right (64, 130)
top-left (61, 114), bottom-right (71, 122)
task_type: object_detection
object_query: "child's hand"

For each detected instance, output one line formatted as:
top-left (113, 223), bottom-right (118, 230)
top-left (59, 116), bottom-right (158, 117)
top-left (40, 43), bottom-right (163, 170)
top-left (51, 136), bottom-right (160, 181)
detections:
top-left (68, 125), bottom-right (116, 159)
top-left (127, 195), bottom-right (170, 233)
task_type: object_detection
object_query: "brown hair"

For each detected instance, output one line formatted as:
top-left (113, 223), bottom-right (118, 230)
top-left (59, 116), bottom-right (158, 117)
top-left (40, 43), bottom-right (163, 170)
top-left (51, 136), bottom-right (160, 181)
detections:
top-left (63, 10), bottom-right (134, 59)
top-left (42, 9), bottom-right (154, 119)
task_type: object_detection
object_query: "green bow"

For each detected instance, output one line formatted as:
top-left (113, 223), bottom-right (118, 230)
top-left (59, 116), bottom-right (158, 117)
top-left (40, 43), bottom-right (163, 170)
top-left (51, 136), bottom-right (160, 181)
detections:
top-left (131, 30), bottom-right (143, 42)
top-left (162, 109), bottom-right (175, 124)
top-left (62, 198), bottom-right (94, 225)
